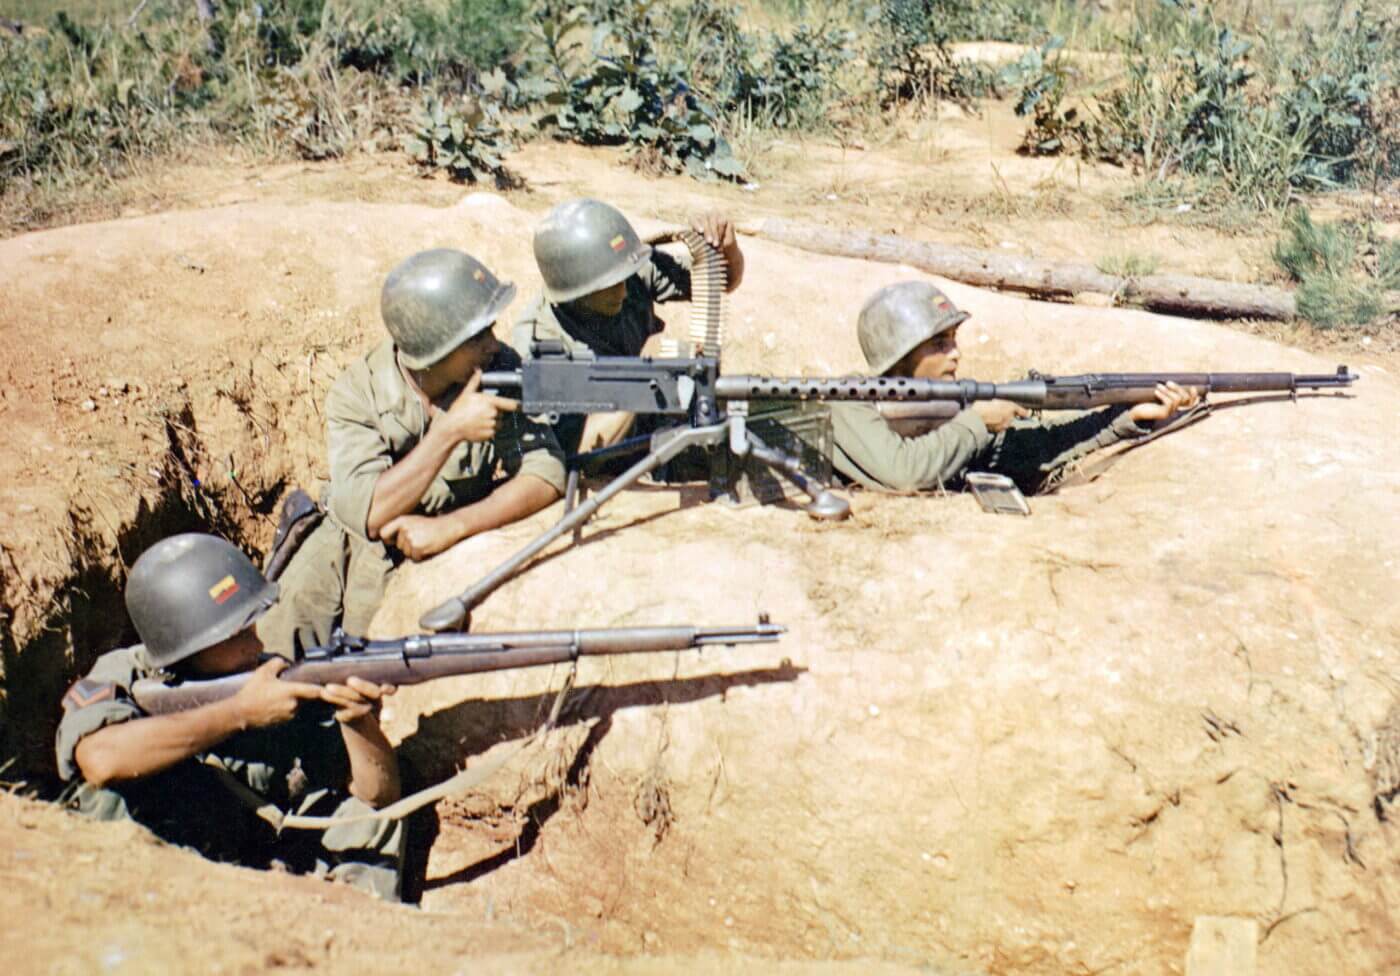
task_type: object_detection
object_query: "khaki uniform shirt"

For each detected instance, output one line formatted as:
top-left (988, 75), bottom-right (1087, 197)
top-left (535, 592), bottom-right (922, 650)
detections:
top-left (325, 338), bottom-right (566, 539)
top-left (830, 401), bottom-right (1147, 493)
top-left (510, 252), bottom-right (693, 455)
top-left (55, 645), bottom-right (348, 795)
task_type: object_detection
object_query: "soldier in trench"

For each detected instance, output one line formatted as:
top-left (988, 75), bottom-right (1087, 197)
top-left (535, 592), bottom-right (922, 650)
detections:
top-left (258, 249), bottom-right (566, 654)
top-left (510, 197), bottom-right (746, 457)
top-left (56, 533), bottom-right (404, 900)
top-left (828, 281), bottom-right (1202, 495)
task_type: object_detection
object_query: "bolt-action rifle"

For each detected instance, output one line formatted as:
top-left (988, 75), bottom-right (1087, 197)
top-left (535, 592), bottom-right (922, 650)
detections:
top-left (417, 345), bottom-right (1356, 631)
top-left (130, 618), bottom-right (784, 714)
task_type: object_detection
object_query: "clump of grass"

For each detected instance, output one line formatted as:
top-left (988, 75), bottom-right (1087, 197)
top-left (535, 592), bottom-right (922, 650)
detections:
top-left (1274, 207), bottom-right (1400, 328)
top-left (1096, 252), bottom-right (1160, 278)
top-left (1005, 1), bottom-right (1400, 210)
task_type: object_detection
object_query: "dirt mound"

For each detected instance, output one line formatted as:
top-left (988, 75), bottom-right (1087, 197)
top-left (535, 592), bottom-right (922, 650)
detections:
top-left (1, 187), bottom-right (1397, 973)
top-left (367, 198), bottom-right (1400, 973)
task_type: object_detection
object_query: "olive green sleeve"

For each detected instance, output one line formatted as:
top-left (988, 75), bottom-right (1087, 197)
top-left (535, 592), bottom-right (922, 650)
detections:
top-left (510, 294), bottom-right (553, 360)
top-left (54, 651), bottom-right (144, 782)
top-left (324, 366), bottom-right (393, 539)
top-left (830, 402), bottom-right (993, 492)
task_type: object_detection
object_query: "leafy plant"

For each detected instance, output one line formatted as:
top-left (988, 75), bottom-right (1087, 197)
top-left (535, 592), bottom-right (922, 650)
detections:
top-left (1274, 207), bottom-right (1397, 328)
top-left (529, 0), bottom-right (746, 180)
top-left (404, 94), bottom-right (519, 186)
top-left (869, 0), bottom-right (995, 108)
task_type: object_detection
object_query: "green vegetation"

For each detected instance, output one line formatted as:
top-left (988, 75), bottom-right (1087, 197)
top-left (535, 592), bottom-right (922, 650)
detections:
top-left (1096, 251), bottom-right (1160, 278)
top-left (1006, 2), bottom-right (1399, 209)
top-left (2, 0), bottom-right (1398, 332)
top-left (1273, 207), bottom-right (1400, 328)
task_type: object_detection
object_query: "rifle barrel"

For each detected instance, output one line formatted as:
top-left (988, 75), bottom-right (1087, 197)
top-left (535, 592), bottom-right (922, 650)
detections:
top-left (130, 621), bottom-right (785, 715)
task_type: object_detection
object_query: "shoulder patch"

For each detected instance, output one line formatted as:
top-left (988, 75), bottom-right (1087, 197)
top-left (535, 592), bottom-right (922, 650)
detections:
top-left (62, 679), bottom-right (116, 713)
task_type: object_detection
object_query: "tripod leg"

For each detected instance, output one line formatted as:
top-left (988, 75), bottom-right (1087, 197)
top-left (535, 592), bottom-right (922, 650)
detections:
top-left (420, 423), bottom-right (729, 631)
top-left (744, 431), bottom-right (850, 521)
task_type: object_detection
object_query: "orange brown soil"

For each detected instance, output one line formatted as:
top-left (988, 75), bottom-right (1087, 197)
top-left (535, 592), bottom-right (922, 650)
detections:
top-left (1, 132), bottom-right (1398, 974)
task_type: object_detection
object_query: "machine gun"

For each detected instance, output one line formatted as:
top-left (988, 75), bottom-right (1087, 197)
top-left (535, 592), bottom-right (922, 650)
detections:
top-left (131, 618), bottom-right (784, 714)
top-left (419, 344), bottom-right (1357, 630)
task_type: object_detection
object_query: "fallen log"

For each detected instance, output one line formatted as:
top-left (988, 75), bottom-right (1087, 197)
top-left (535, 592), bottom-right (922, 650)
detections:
top-left (744, 217), bottom-right (1299, 321)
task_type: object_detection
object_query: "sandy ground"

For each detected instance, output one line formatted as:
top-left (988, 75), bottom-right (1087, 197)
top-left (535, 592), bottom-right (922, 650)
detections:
top-left (0, 142), bottom-right (1397, 973)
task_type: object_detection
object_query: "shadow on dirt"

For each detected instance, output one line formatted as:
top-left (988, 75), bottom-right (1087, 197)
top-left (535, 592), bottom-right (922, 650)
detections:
top-left (395, 662), bottom-right (806, 895)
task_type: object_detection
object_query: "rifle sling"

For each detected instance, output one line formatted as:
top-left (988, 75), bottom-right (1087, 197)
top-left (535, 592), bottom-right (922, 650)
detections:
top-left (1047, 401), bottom-right (1214, 491)
top-left (271, 663), bottom-right (579, 832)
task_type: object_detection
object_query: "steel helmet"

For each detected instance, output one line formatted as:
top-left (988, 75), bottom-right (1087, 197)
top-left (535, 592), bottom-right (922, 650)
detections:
top-left (381, 249), bottom-right (516, 369)
top-left (125, 534), bottom-right (279, 669)
top-left (532, 198), bottom-right (653, 304)
top-left (857, 281), bottom-right (970, 375)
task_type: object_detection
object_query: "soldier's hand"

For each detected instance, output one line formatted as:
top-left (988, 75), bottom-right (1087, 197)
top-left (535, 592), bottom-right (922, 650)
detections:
top-left (440, 371), bottom-right (519, 444)
top-left (690, 212), bottom-right (737, 251)
top-left (380, 514), bottom-right (461, 561)
top-left (321, 676), bottom-right (396, 725)
top-left (1129, 382), bottom-right (1201, 424)
top-left (230, 659), bottom-right (322, 729)
top-left (971, 399), bottom-right (1030, 432)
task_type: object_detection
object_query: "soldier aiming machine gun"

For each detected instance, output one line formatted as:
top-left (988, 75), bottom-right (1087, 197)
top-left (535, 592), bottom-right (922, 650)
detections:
top-left (419, 231), bottom-right (1357, 631)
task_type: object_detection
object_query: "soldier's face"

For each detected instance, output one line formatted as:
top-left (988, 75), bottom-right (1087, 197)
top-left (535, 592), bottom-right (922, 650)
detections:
top-left (906, 327), bottom-right (961, 380)
top-left (574, 281), bottom-right (627, 318)
top-left (185, 627), bottom-right (264, 677)
top-left (437, 330), bottom-right (500, 384)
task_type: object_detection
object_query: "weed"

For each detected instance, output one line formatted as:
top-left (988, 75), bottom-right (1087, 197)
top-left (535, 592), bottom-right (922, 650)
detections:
top-left (528, 0), bottom-right (746, 180)
top-left (1274, 206), bottom-right (1398, 328)
top-left (870, 0), bottom-right (997, 108)
top-left (404, 94), bottom-right (520, 187)
top-left (1097, 252), bottom-right (1160, 278)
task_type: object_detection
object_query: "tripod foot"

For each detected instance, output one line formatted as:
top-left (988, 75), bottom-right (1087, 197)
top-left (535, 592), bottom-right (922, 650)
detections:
top-left (420, 598), bottom-right (470, 633)
top-left (805, 490), bottom-right (851, 521)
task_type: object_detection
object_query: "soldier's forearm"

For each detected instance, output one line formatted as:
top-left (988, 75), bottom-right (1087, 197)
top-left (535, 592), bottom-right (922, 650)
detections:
top-left (340, 717), bottom-right (400, 808)
top-left (443, 474), bottom-right (560, 542)
top-left (72, 698), bottom-right (247, 787)
top-left (366, 423), bottom-right (460, 538)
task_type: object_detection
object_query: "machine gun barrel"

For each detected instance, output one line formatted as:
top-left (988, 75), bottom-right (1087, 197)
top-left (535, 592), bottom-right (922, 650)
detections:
top-left (131, 619), bottom-right (785, 714)
top-left (717, 366), bottom-right (1358, 410)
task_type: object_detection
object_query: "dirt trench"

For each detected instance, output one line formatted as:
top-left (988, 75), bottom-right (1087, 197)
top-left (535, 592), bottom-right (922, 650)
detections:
top-left (2, 189), bottom-right (1399, 975)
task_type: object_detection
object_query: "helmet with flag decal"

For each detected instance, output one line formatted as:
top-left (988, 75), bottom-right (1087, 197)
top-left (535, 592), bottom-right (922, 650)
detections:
top-left (857, 281), bottom-right (970, 376)
top-left (125, 534), bottom-right (279, 669)
top-left (532, 198), bottom-right (653, 304)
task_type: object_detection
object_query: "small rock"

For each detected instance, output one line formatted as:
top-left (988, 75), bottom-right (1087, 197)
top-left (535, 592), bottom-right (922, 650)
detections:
top-left (643, 931), bottom-right (659, 947)
top-left (724, 916), bottom-right (734, 927)
top-left (867, 704), bottom-right (880, 717)
top-left (17, 504), bottom-right (36, 514)
top-left (97, 386), bottom-right (108, 397)
top-left (80, 399), bottom-right (97, 412)
top-left (1186, 916), bottom-right (1256, 976)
